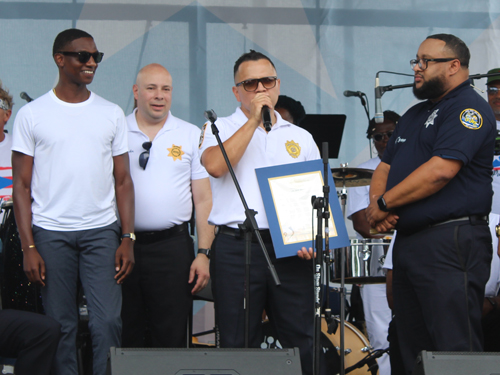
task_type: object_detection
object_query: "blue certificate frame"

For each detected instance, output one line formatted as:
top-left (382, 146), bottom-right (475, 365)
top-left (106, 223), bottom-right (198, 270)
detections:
top-left (256, 159), bottom-right (349, 258)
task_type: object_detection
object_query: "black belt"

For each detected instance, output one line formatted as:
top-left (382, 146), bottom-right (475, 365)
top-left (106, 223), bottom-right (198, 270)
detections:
top-left (136, 223), bottom-right (188, 245)
top-left (430, 215), bottom-right (488, 228)
top-left (216, 225), bottom-right (273, 244)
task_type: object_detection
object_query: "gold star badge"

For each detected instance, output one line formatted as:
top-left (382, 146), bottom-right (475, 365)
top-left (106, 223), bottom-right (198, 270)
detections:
top-left (167, 144), bottom-right (185, 161)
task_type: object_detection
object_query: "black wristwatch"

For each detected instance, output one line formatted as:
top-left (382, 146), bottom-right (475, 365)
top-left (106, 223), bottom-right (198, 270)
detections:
top-left (197, 248), bottom-right (211, 258)
top-left (377, 195), bottom-right (389, 212)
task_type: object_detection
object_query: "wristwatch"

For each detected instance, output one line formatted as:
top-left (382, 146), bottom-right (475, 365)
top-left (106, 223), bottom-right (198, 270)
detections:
top-left (197, 248), bottom-right (211, 258)
top-left (121, 233), bottom-right (136, 241)
top-left (377, 195), bottom-right (390, 212)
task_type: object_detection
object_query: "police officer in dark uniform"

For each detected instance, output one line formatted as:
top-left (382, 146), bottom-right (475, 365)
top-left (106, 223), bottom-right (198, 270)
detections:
top-left (366, 34), bottom-right (495, 374)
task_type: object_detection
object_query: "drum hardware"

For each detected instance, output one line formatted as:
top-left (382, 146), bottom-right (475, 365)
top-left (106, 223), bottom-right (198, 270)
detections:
top-left (332, 238), bottom-right (390, 284)
top-left (261, 317), bottom-right (376, 375)
top-left (331, 167), bottom-right (374, 188)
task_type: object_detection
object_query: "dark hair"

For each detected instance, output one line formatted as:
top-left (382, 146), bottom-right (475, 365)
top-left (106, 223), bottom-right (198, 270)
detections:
top-left (426, 34), bottom-right (470, 68)
top-left (275, 95), bottom-right (306, 125)
top-left (53, 29), bottom-right (93, 56)
top-left (366, 110), bottom-right (400, 139)
top-left (233, 49), bottom-right (276, 78)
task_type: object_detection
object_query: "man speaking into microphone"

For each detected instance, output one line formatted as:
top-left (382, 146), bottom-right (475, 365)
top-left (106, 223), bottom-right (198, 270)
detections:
top-left (199, 50), bottom-right (320, 375)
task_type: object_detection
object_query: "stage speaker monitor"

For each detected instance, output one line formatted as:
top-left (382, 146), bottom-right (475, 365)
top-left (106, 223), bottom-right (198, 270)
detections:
top-left (413, 350), bottom-right (500, 375)
top-left (107, 347), bottom-right (302, 375)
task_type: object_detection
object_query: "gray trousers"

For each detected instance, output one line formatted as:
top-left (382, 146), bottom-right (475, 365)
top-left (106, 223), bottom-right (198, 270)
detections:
top-left (33, 222), bottom-right (122, 375)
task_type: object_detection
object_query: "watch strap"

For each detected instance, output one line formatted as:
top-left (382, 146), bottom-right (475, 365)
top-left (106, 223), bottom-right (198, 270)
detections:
top-left (121, 233), bottom-right (136, 241)
top-left (197, 248), bottom-right (211, 258)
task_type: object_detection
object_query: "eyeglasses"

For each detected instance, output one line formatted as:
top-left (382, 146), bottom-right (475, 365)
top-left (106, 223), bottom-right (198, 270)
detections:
top-left (58, 51), bottom-right (104, 64)
top-left (487, 87), bottom-right (500, 96)
top-left (235, 76), bottom-right (278, 92)
top-left (372, 131), bottom-right (394, 142)
top-left (139, 141), bottom-right (152, 170)
top-left (410, 58), bottom-right (456, 70)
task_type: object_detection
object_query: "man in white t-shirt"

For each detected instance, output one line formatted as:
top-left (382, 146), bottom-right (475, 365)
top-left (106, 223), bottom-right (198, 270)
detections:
top-left (11, 29), bottom-right (135, 375)
top-left (199, 50), bottom-right (320, 375)
top-left (121, 63), bottom-right (213, 348)
top-left (346, 110), bottom-right (399, 375)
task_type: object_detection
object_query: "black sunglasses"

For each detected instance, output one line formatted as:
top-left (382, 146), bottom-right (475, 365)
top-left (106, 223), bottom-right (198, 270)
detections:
top-left (139, 141), bottom-right (152, 170)
top-left (372, 131), bottom-right (394, 142)
top-left (58, 51), bottom-right (104, 64)
top-left (235, 76), bottom-right (278, 92)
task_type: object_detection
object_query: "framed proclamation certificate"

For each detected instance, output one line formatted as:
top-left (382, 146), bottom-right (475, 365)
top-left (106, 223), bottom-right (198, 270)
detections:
top-left (256, 159), bottom-right (349, 258)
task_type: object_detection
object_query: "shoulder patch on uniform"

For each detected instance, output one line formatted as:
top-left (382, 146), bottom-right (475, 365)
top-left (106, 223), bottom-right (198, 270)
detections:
top-left (460, 109), bottom-right (482, 130)
top-left (199, 123), bottom-right (207, 149)
top-left (285, 140), bottom-right (301, 158)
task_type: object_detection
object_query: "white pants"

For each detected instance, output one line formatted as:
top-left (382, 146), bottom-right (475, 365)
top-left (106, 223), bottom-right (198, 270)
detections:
top-left (360, 283), bottom-right (392, 375)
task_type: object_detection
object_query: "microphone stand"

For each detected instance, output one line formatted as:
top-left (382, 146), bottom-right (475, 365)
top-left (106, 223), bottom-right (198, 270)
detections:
top-left (204, 110), bottom-right (281, 348)
top-left (311, 142), bottom-right (331, 375)
top-left (374, 70), bottom-right (497, 101)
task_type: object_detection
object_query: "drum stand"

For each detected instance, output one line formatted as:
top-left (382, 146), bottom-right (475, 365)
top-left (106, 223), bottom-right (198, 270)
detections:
top-left (330, 164), bottom-right (375, 375)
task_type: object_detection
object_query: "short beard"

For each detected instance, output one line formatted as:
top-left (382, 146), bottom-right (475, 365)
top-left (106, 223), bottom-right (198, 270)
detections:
top-left (413, 75), bottom-right (447, 100)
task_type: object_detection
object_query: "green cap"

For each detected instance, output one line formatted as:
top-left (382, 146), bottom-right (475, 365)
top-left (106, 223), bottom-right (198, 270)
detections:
top-left (487, 68), bottom-right (500, 85)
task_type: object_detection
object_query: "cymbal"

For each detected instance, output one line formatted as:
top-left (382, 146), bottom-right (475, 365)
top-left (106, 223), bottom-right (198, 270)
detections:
top-left (331, 167), bottom-right (373, 187)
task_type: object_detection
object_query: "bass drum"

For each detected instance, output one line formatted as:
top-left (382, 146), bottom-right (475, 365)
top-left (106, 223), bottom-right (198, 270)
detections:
top-left (261, 317), bottom-right (377, 375)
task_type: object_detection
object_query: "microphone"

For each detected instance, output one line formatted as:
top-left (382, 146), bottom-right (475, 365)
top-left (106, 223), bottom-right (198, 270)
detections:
top-left (374, 76), bottom-right (384, 123)
top-left (262, 106), bottom-right (272, 132)
top-left (204, 109), bottom-right (217, 123)
top-left (20, 91), bottom-right (33, 103)
top-left (343, 90), bottom-right (364, 98)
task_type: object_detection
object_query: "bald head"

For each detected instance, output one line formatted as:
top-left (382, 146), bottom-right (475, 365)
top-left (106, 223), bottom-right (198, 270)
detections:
top-left (133, 63), bottom-right (173, 125)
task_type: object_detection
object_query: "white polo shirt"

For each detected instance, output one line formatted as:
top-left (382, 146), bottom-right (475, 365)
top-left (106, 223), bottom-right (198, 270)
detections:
top-left (12, 90), bottom-right (128, 231)
top-left (198, 107), bottom-right (320, 229)
top-left (346, 156), bottom-right (381, 225)
top-left (128, 110), bottom-right (208, 231)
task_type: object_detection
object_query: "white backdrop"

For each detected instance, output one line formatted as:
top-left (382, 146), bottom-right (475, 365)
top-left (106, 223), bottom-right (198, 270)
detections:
top-left (2, 0), bottom-right (500, 339)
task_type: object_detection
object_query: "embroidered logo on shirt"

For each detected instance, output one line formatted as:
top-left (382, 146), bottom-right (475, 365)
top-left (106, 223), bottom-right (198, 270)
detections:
top-left (285, 140), bottom-right (301, 158)
top-left (199, 123), bottom-right (207, 149)
top-left (395, 137), bottom-right (406, 143)
top-left (424, 109), bottom-right (439, 128)
top-left (460, 109), bottom-right (482, 130)
top-left (168, 145), bottom-right (185, 161)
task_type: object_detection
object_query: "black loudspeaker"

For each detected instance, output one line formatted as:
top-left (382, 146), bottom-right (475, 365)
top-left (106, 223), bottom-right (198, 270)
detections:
top-left (413, 350), bottom-right (500, 375)
top-left (107, 347), bottom-right (302, 375)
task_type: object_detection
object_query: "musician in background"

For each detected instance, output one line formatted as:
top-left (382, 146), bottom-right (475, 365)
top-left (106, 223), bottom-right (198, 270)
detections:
top-left (0, 82), bottom-right (13, 202)
top-left (275, 95), bottom-right (306, 126)
top-left (346, 110), bottom-right (400, 375)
